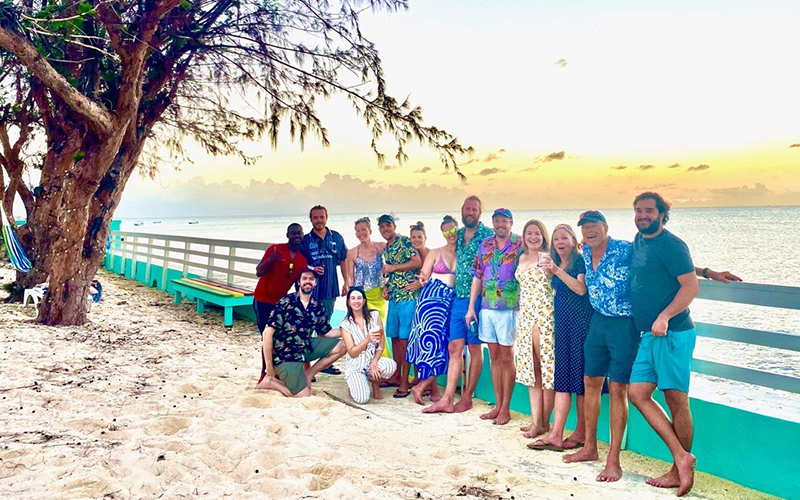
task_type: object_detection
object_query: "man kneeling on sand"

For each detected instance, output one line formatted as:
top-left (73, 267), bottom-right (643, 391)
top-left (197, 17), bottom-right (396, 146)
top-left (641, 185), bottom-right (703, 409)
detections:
top-left (257, 268), bottom-right (346, 397)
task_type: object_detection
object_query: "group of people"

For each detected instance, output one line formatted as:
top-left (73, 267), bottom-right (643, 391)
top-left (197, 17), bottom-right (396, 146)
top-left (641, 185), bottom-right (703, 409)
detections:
top-left (252, 195), bottom-right (741, 498)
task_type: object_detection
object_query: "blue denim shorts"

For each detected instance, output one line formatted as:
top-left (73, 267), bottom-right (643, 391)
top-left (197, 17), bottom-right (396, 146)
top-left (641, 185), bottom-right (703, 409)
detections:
top-left (630, 328), bottom-right (696, 393)
top-left (386, 300), bottom-right (416, 340)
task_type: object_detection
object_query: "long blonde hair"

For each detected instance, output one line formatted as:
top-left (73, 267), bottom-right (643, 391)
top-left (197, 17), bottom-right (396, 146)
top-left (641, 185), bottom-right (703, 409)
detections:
top-left (549, 224), bottom-right (581, 273)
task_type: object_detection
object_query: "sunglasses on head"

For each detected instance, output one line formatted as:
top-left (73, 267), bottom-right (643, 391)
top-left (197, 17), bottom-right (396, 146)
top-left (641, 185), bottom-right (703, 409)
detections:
top-left (348, 285), bottom-right (365, 294)
top-left (354, 216), bottom-right (370, 225)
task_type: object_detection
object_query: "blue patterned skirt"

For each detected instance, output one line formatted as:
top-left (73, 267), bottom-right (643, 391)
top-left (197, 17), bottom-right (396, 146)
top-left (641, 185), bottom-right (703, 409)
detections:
top-left (406, 278), bottom-right (454, 380)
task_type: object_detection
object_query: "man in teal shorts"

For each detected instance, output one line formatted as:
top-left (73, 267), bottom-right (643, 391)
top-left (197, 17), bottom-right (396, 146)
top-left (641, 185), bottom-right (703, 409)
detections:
top-left (256, 268), bottom-right (346, 397)
top-left (627, 192), bottom-right (699, 497)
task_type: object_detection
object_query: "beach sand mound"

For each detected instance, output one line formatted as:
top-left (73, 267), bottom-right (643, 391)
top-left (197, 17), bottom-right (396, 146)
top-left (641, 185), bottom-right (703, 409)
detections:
top-left (0, 266), bottom-right (778, 499)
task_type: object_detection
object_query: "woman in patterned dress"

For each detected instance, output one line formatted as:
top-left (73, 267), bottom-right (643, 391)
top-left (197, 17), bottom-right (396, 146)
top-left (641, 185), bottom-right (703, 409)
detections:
top-left (406, 216), bottom-right (458, 406)
top-left (515, 220), bottom-right (556, 440)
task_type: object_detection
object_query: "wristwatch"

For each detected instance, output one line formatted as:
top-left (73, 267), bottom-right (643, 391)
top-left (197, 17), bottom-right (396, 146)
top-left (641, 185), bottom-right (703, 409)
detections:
top-left (702, 267), bottom-right (710, 279)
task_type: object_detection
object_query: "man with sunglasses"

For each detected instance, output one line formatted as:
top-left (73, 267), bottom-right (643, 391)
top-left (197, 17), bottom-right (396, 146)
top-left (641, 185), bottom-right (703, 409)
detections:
top-left (254, 222), bottom-right (308, 383)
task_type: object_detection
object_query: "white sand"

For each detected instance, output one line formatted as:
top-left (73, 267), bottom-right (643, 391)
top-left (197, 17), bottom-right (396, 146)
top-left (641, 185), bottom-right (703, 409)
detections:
top-left (0, 266), bottom-right (778, 499)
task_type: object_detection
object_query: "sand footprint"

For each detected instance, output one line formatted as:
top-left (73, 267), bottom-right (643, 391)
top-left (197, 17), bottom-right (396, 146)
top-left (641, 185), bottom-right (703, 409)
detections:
top-left (307, 464), bottom-right (347, 491)
top-left (445, 464), bottom-right (467, 478)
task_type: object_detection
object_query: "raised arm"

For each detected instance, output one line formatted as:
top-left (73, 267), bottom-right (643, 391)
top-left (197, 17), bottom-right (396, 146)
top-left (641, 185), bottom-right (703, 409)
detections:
top-left (340, 325), bottom-right (370, 358)
top-left (256, 247), bottom-right (280, 277)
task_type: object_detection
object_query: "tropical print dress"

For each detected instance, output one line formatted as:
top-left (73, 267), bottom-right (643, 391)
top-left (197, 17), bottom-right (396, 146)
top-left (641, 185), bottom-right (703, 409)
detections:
top-left (514, 264), bottom-right (555, 389)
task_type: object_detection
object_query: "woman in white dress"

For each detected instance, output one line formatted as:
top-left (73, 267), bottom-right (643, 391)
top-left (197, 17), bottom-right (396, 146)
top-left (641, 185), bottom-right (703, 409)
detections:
top-left (339, 287), bottom-right (398, 404)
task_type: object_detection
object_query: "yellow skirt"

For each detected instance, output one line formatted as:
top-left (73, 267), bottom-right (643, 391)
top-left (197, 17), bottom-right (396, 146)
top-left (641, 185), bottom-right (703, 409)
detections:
top-left (365, 286), bottom-right (391, 358)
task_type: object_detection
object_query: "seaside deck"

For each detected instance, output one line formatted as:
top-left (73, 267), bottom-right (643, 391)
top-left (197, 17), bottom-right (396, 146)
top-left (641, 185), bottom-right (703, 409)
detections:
top-left (93, 225), bottom-right (800, 498)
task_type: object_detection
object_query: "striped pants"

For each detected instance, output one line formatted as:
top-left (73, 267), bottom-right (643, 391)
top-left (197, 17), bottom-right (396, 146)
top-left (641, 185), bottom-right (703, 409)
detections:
top-left (344, 358), bottom-right (398, 404)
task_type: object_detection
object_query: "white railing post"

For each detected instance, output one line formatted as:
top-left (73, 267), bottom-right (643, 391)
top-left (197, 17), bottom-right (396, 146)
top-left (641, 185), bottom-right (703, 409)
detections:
top-left (208, 245), bottom-right (216, 279)
top-left (227, 247), bottom-right (236, 285)
top-left (161, 239), bottom-right (170, 290)
top-left (131, 236), bottom-right (138, 280)
top-left (145, 237), bottom-right (153, 286)
top-left (182, 241), bottom-right (190, 278)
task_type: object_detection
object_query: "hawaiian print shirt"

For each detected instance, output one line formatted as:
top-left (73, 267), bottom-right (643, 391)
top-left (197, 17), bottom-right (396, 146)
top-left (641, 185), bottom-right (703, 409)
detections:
top-left (266, 292), bottom-right (332, 365)
top-left (472, 234), bottom-right (522, 310)
top-left (384, 234), bottom-right (420, 302)
top-left (582, 237), bottom-right (633, 317)
top-left (455, 223), bottom-right (495, 299)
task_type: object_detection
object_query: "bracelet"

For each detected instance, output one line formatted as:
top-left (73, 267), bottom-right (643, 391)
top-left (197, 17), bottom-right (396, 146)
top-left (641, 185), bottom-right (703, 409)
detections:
top-left (702, 267), bottom-right (710, 279)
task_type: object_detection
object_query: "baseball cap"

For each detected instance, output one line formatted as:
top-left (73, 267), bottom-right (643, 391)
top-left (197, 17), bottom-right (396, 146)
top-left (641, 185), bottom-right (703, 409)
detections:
top-left (377, 214), bottom-right (395, 225)
top-left (577, 210), bottom-right (607, 226)
top-left (492, 208), bottom-right (513, 220)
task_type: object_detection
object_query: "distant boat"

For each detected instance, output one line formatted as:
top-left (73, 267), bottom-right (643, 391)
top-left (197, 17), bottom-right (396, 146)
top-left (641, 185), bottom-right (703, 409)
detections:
top-left (188, 220), bottom-right (199, 224)
top-left (390, 211), bottom-right (401, 221)
top-left (153, 221), bottom-right (162, 224)
top-left (133, 221), bottom-right (144, 226)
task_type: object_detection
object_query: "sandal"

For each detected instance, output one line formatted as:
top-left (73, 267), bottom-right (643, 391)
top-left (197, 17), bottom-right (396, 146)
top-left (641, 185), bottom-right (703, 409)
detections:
top-left (392, 389), bottom-right (410, 398)
top-left (321, 366), bottom-right (342, 375)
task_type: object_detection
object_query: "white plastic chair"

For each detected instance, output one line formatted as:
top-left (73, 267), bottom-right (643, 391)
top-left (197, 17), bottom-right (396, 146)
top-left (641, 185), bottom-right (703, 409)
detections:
top-left (23, 283), bottom-right (48, 311)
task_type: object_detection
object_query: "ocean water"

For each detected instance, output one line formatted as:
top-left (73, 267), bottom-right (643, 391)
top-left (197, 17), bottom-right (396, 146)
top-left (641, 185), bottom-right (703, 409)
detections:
top-left (118, 206), bottom-right (800, 413)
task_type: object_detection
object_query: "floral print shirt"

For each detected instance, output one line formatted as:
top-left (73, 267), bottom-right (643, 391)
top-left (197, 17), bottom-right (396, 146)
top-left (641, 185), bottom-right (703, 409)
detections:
top-left (454, 223), bottom-right (495, 299)
top-left (384, 235), bottom-right (420, 303)
top-left (471, 234), bottom-right (522, 310)
top-left (266, 292), bottom-right (332, 365)
top-left (582, 237), bottom-right (633, 317)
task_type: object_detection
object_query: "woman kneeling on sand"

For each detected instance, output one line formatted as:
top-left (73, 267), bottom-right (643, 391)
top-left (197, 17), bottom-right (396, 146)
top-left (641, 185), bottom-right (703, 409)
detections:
top-left (340, 287), bottom-right (398, 404)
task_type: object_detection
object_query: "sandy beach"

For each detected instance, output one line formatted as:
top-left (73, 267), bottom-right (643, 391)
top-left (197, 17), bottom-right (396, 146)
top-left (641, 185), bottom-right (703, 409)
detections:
top-left (0, 265), bottom-right (780, 499)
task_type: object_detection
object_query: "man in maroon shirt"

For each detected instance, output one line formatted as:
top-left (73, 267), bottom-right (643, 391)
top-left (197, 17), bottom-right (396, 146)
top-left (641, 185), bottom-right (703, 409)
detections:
top-left (254, 223), bottom-right (308, 382)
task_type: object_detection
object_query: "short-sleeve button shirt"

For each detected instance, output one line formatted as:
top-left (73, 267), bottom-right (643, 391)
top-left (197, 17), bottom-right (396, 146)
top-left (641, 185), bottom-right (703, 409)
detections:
top-left (582, 238), bottom-right (633, 317)
top-left (384, 235), bottom-right (419, 302)
top-left (472, 234), bottom-right (522, 310)
top-left (455, 223), bottom-right (495, 299)
top-left (301, 228), bottom-right (348, 301)
top-left (267, 292), bottom-right (332, 365)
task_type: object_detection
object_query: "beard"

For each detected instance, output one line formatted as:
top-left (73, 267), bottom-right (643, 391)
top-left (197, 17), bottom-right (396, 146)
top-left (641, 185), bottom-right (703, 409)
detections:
top-left (637, 218), bottom-right (661, 235)
top-left (462, 216), bottom-right (478, 229)
top-left (299, 284), bottom-right (314, 295)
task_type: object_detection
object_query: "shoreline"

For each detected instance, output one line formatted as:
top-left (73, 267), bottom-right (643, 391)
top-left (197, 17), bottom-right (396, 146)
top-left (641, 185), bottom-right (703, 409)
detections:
top-left (0, 266), bottom-right (781, 499)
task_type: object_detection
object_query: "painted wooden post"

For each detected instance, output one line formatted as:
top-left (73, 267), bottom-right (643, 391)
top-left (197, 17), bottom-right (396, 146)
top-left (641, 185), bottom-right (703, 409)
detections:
top-left (131, 236), bottom-right (138, 281)
top-left (227, 247), bottom-right (236, 285)
top-left (182, 241), bottom-right (190, 277)
top-left (161, 238), bottom-right (170, 290)
top-left (208, 245), bottom-right (216, 279)
top-left (145, 237), bottom-right (153, 286)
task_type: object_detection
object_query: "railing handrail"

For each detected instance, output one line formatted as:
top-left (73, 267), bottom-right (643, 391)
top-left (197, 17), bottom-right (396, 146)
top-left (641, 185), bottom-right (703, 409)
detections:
top-left (112, 230), bottom-right (270, 251)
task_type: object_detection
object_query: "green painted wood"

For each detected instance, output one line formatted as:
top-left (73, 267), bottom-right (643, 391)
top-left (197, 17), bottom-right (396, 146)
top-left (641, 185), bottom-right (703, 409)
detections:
top-left (698, 280), bottom-right (800, 310)
top-left (695, 322), bottom-right (800, 352)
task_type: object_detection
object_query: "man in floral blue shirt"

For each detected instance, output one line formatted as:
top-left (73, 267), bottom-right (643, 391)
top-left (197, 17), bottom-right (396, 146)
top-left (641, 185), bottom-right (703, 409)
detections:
top-left (563, 210), bottom-right (639, 484)
top-left (256, 268), bottom-right (345, 397)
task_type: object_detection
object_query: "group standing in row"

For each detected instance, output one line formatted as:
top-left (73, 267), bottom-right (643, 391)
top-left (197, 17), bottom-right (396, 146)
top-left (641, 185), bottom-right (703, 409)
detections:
top-left (252, 194), bottom-right (741, 498)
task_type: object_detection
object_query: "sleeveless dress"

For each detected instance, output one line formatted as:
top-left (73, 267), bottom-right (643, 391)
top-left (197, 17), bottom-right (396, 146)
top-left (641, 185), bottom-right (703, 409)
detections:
top-left (405, 256), bottom-right (455, 380)
top-left (354, 245), bottom-right (389, 356)
top-left (553, 258), bottom-right (607, 395)
top-left (515, 265), bottom-right (556, 389)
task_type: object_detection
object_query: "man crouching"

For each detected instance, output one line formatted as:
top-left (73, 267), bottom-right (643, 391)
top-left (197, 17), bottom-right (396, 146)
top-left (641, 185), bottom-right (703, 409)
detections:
top-left (257, 267), bottom-right (346, 397)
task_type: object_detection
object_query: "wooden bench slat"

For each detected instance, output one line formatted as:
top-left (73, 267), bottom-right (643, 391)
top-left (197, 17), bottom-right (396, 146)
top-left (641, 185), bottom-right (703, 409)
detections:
top-left (173, 279), bottom-right (237, 297)
top-left (189, 277), bottom-right (254, 296)
top-left (179, 278), bottom-right (244, 297)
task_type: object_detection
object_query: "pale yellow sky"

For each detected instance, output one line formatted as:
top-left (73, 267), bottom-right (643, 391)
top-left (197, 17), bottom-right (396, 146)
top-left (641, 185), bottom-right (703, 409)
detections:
top-left (120, 1), bottom-right (800, 216)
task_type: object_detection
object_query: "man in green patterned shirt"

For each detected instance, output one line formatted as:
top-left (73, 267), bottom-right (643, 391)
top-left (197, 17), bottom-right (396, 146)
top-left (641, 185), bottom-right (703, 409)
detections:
top-left (379, 214), bottom-right (422, 398)
top-left (424, 195), bottom-right (494, 414)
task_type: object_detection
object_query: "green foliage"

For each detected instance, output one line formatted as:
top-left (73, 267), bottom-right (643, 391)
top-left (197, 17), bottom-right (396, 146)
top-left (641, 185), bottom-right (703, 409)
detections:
top-left (72, 151), bottom-right (85, 162)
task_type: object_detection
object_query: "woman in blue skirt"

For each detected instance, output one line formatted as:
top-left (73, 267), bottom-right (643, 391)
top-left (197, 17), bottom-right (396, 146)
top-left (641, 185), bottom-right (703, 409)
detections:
top-left (406, 215), bottom-right (459, 406)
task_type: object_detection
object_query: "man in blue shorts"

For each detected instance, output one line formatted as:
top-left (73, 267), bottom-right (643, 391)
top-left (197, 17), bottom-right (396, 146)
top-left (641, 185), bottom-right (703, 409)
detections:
top-left (424, 195), bottom-right (494, 414)
top-left (563, 210), bottom-right (639, 483)
top-left (378, 214), bottom-right (422, 398)
top-left (465, 208), bottom-right (522, 425)
top-left (627, 192), bottom-right (699, 497)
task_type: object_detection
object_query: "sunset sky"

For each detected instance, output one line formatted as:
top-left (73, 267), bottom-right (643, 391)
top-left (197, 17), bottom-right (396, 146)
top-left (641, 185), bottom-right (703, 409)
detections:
top-left (119, 0), bottom-right (800, 217)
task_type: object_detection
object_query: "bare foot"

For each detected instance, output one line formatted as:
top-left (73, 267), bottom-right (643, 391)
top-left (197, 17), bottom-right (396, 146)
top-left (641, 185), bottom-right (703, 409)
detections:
top-left (430, 386), bottom-right (442, 402)
top-left (596, 460), bottom-right (623, 482)
top-left (453, 397), bottom-right (473, 413)
top-left (676, 453), bottom-right (696, 497)
top-left (646, 465), bottom-right (680, 488)
top-left (563, 446), bottom-right (599, 464)
top-left (492, 411), bottom-right (511, 425)
top-left (522, 426), bottom-right (547, 439)
top-left (564, 432), bottom-right (585, 449)
top-left (541, 434), bottom-right (568, 449)
top-left (480, 407), bottom-right (500, 420)
top-left (520, 424), bottom-right (531, 432)
top-left (371, 382), bottom-right (384, 400)
top-left (410, 385), bottom-right (425, 405)
top-left (255, 376), bottom-right (292, 397)
top-left (423, 397), bottom-right (455, 413)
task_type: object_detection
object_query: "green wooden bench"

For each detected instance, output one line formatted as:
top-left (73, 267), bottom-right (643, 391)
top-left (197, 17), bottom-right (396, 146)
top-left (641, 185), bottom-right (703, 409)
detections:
top-left (171, 278), bottom-right (254, 327)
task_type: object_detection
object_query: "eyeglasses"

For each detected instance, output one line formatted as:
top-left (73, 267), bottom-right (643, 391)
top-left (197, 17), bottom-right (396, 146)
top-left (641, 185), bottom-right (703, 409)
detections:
top-left (441, 227), bottom-right (458, 237)
top-left (286, 262), bottom-right (294, 277)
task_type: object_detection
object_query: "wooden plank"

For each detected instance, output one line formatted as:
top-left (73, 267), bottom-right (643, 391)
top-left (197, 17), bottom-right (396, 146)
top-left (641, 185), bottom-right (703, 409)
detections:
top-left (190, 277), bottom-right (254, 295)
top-left (181, 278), bottom-right (244, 297)
top-left (695, 323), bottom-right (800, 352)
top-left (698, 280), bottom-right (800, 310)
top-left (692, 359), bottom-right (800, 394)
top-left (172, 279), bottom-right (234, 298)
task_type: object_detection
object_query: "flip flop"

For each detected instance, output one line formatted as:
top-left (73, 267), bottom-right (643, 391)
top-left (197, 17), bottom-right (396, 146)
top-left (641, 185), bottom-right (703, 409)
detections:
top-left (392, 389), bottom-right (410, 399)
top-left (563, 439), bottom-right (584, 450)
top-left (527, 440), bottom-right (565, 452)
top-left (321, 366), bottom-right (342, 375)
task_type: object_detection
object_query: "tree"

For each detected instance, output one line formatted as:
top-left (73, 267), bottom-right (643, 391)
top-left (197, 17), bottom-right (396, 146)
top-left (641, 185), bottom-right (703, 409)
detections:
top-left (0, 0), bottom-right (471, 325)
